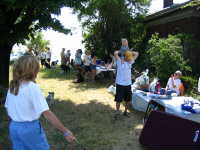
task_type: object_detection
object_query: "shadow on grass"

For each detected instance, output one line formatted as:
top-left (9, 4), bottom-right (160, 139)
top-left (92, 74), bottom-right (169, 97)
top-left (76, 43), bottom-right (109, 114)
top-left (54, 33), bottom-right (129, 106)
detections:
top-left (39, 67), bottom-right (116, 90)
top-left (41, 99), bottom-right (145, 150)
top-left (0, 98), bottom-right (146, 150)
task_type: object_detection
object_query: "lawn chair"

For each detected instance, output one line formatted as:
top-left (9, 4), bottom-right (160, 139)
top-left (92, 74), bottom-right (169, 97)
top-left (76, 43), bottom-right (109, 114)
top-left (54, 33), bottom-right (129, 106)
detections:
top-left (179, 83), bottom-right (184, 96)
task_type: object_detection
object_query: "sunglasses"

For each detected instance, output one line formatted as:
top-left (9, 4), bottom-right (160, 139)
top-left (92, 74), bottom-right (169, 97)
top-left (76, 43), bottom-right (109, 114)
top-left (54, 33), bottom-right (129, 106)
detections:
top-left (174, 73), bottom-right (178, 75)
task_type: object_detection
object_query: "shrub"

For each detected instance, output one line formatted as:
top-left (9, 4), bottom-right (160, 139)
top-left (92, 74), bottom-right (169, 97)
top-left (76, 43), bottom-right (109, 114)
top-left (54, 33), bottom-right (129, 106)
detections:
top-left (180, 76), bottom-right (198, 94)
top-left (147, 33), bottom-right (191, 84)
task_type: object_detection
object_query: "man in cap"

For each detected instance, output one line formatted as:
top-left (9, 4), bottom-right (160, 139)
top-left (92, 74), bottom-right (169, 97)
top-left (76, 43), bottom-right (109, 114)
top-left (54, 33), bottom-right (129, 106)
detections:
top-left (25, 46), bottom-right (34, 55)
top-left (114, 50), bottom-right (139, 120)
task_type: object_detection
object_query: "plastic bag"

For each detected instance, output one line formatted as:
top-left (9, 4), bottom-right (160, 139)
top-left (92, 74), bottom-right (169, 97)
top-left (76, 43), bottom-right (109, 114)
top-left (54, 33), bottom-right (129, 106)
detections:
top-left (139, 69), bottom-right (149, 85)
top-left (149, 77), bottom-right (159, 93)
top-left (108, 84), bottom-right (116, 95)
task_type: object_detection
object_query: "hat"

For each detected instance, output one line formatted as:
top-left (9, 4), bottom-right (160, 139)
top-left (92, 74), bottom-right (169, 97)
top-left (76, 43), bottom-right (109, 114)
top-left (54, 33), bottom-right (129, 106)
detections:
top-left (125, 51), bottom-right (133, 60)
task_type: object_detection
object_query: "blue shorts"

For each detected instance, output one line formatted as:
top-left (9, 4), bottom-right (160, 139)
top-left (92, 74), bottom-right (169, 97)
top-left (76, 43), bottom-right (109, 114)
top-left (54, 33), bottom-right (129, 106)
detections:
top-left (161, 88), bottom-right (177, 96)
top-left (9, 119), bottom-right (50, 150)
top-left (91, 64), bottom-right (96, 70)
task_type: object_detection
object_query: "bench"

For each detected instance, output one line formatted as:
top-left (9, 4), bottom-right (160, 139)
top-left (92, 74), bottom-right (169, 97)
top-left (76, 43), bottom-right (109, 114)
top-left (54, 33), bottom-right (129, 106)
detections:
top-left (192, 87), bottom-right (200, 99)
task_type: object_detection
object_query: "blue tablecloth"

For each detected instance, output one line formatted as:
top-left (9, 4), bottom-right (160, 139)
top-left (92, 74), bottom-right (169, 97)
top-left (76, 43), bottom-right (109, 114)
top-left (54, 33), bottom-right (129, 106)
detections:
top-left (131, 91), bottom-right (200, 122)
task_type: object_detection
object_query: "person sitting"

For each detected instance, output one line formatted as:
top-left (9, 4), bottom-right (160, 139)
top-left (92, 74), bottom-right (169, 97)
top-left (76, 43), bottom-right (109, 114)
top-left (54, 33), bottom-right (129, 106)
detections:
top-left (161, 70), bottom-right (182, 96)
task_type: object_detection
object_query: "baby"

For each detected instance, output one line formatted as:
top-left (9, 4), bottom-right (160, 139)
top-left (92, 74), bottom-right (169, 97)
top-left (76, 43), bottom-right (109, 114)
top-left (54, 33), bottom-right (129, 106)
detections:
top-left (120, 38), bottom-right (133, 68)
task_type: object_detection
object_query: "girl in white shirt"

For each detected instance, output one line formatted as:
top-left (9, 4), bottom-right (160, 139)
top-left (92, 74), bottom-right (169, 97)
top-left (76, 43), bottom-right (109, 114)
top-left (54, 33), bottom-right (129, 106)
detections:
top-left (5, 56), bottom-right (75, 150)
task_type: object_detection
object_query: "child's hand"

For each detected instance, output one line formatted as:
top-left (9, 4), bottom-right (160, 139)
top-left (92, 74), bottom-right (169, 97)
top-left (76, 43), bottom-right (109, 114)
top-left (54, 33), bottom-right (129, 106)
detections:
top-left (131, 48), bottom-right (134, 51)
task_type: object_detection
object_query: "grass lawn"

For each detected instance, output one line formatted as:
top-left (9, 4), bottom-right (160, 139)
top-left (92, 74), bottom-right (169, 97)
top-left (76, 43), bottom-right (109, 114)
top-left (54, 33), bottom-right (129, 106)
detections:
top-left (0, 65), bottom-right (146, 150)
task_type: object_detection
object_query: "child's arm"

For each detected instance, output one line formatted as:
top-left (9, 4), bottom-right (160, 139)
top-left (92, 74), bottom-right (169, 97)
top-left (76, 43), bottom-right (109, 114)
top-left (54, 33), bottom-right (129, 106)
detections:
top-left (130, 48), bottom-right (134, 51)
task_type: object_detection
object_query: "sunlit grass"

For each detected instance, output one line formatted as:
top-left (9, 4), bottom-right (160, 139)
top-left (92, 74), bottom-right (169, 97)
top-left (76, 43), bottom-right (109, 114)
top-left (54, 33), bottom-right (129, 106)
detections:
top-left (0, 65), bottom-right (146, 150)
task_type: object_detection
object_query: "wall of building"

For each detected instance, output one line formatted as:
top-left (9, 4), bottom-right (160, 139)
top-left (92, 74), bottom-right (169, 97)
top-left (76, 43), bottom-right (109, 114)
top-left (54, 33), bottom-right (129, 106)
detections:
top-left (146, 17), bottom-right (200, 38)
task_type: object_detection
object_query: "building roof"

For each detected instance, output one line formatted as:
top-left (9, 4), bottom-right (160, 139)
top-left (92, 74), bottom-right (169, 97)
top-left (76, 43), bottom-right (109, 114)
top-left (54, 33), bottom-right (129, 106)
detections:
top-left (143, 1), bottom-right (200, 28)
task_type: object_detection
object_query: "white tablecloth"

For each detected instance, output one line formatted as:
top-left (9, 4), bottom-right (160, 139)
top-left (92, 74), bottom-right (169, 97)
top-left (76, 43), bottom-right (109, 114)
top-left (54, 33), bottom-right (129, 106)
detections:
top-left (131, 91), bottom-right (200, 123)
top-left (96, 66), bottom-right (116, 75)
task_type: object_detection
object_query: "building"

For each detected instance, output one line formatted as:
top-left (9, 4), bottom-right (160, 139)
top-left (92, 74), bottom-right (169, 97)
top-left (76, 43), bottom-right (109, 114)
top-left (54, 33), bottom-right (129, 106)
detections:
top-left (143, 0), bottom-right (200, 38)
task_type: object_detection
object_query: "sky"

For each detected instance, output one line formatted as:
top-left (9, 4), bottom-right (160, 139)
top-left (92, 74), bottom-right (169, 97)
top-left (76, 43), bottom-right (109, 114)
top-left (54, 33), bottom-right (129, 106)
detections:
top-left (12, 0), bottom-right (189, 61)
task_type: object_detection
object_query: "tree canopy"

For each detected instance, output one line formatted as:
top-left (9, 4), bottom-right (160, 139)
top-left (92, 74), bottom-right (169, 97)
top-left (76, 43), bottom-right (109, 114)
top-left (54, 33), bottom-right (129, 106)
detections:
top-left (72, 0), bottom-right (151, 59)
top-left (0, 0), bottom-right (88, 87)
top-left (25, 31), bottom-right (51, 54)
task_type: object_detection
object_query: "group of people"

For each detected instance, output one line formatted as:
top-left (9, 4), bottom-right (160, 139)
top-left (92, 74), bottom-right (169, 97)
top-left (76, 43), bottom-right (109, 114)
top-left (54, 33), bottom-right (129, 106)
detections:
top-left (25, 46), bottom-right (52, 68)
top-left (82, 50), bottom-right (98, 82)
top-left (60, 48), bottom-right (71, 74)
top-left (5, 37), bottom-right (184, 149)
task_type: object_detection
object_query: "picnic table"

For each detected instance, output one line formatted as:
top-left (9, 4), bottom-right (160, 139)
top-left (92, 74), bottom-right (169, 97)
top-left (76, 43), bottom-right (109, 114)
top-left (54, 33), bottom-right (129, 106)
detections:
top-left (96, 65), bottom-right (116, 77)
top-left (131, 90), bottom-right (200, 123)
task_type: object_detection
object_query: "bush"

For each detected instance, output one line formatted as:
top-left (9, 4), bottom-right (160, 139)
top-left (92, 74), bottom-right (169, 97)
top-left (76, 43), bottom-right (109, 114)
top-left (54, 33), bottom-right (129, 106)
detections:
top-left (180, 76), bottom-right (198, 94)
top-left (147, 33), bottom-right (191, 84)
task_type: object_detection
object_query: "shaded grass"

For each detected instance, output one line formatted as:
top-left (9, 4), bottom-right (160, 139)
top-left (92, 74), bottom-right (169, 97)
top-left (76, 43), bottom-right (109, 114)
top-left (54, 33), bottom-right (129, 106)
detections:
top-left (0, 65), bottom-right (146, 150)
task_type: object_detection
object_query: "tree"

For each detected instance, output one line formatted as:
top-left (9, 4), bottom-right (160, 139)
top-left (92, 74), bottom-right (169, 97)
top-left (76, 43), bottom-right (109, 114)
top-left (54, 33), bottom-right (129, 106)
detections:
top-left (184, 0), bottom-right (200, 9)
top-left (0, 0), bottom-right (88, 88)
top-left (25, 31), bottom-right (51, 54)
top-left (73, 0), bottom-right (151, 59)
top-left (147, 33), bottom-right (191, 84)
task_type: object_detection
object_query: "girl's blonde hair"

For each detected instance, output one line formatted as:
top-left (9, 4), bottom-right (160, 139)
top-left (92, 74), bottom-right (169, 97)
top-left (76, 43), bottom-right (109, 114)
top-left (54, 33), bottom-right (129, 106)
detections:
top-left (10, 56), bottom-right (40, 96)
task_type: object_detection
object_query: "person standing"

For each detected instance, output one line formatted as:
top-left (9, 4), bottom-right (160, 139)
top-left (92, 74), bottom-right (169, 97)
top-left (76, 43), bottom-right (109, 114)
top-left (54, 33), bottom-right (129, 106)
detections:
top-left (104, 50), bottom-right (110, 64)
top-left (46, 47), bottom-right (52, 65)
top-left (83, 50), bottom-right (92, 80)
top-left (40, 49), bottom-right (46, 68)
top-left (4, 56), bottom-right (75, 150)
top-left (60, 48), bottom-right (66, 74)
top-left (91, 50), bottom-right (97, 83)
top-left (66, 50), bottom-right (70, 64)
top-left (114, 50), bottom-right (139, 120)
top-left (75, 50), bottom-right (81, 72)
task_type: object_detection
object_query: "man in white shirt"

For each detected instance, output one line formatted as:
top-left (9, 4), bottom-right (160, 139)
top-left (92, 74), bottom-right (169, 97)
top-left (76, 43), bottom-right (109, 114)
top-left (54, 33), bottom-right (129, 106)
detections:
top-left (46, 47), bottom-right (52, 65)
top-left (83, 50), bottom-right (92, 79)
top-left (40, 49), bottom-right (46, 68)
top-left (114, 50), bottom-right (139, 120)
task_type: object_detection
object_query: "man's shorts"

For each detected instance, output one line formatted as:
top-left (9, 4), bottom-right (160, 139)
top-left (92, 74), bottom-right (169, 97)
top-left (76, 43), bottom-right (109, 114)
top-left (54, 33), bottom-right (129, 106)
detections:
top-left (85, 65), bottom-right (91, 72)
top-left (9, 119), bottom-right (50, 150)
top-left (114, 84), bottom-right (132, 102)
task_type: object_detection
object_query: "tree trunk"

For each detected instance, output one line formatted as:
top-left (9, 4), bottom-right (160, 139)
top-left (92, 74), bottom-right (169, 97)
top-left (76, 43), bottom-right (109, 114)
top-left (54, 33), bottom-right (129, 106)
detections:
top-left (0, 44), bottom-right (12, 88)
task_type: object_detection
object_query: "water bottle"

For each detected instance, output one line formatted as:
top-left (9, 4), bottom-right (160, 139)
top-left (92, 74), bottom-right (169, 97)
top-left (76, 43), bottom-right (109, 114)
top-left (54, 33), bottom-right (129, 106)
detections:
top-left (158, 83), bottom-right (161, 95)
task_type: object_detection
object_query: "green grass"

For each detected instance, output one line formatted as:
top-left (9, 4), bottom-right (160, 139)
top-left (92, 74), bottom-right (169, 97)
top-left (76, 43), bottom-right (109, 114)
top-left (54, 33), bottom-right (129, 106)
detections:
top-left (0, 65), bottom-right (146, 150)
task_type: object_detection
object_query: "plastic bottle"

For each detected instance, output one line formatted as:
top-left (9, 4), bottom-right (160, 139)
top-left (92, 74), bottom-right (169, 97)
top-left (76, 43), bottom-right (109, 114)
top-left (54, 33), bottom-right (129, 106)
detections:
top-left (158, 83), bottom-right (161, 95)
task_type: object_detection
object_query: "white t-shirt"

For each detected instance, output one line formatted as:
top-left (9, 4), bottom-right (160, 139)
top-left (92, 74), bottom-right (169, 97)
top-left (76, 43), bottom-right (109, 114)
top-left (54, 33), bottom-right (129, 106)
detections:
top-left (40, 52), bottom-right (46, 59)
top-left (167, 77), bottom-right (181, 94)
top-left (115, 57), bottom-right (134, 86)
top-left (84, 55), bottom-right (91, 66)
top-left (4, 81), bottom-right (49, 122)
top-left (46, 50), bottom-right (52, 59)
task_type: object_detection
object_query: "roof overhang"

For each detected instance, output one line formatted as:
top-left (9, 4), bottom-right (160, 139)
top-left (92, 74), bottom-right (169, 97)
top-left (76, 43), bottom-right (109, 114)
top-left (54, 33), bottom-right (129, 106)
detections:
top-left (143, 1), bottom-right (200, 28)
